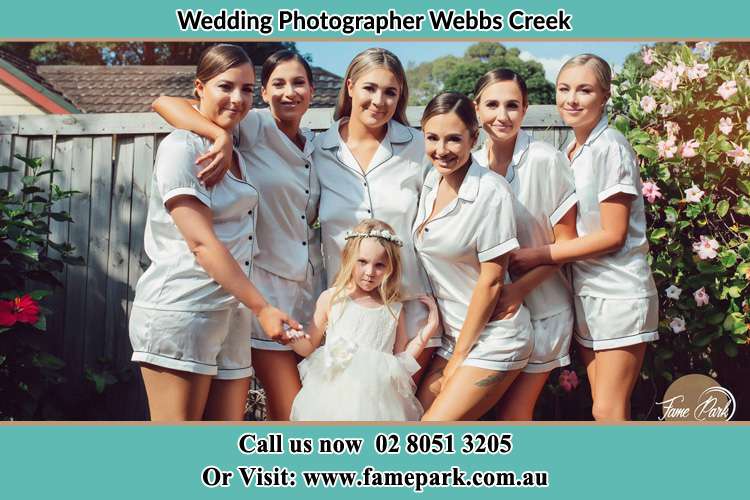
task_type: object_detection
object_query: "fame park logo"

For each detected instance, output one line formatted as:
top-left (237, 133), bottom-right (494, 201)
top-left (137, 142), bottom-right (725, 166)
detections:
top-left (657, 374), bottom-right (736, 421)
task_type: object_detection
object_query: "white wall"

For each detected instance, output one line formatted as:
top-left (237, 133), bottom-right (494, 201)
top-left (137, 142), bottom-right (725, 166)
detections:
top-left (0, 81), bottom-right (45, 115)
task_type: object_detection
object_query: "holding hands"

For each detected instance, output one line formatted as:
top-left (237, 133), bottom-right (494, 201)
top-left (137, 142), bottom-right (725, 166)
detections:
top-left (256, 305), bottom-right (306, 345)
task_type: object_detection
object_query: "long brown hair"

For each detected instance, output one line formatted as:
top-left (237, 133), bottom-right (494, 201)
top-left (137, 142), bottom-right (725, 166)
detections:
top-left (193, 44), bottom-right (253, 98)
top-left (334, 48), bottom-right (409, 126)
top-left (329, 219), bottom-right (403, 318)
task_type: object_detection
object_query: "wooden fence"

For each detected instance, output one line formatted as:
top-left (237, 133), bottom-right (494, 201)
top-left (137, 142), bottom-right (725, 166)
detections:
top-left (0, 106), bottom-right (571, 420)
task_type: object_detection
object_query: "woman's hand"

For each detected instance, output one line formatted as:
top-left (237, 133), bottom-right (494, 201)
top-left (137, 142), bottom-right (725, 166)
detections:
top-left (508, 247), bottom-right (546, 276)
top-left (196, 130), bottom-right (233, 188)
top-left (491, 282), bottom-right (525, 321)
top-left (256, 305), bottom-right (303, 345)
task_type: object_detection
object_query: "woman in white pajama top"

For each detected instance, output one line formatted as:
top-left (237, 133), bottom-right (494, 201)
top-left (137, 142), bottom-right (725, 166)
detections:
top-left (511, 55), bottom-right (658, 421)
top-left (152, 50), bottom-right (322, 420)
top-left (313, 48), bottom-right (440, 384)
top-left (131, 45), bottom-right (300, 421)
top-left (414, 93), bottom-right (534, 422)
top-left (471, 69), bottom-right (579, 421)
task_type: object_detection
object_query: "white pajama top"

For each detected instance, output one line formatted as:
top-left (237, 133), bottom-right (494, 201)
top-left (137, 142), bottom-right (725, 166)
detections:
top-left (134, 130), bottom-right (258, 311)
top-left (474, 130), bottom-right (577, 320)
top-left (567, 114), bottom-right (657, 299)
top-left (413, 160), bottom-right (521, 337)
top-left (236, 109), bottom-right (321, 282)
top-left (314, 119), bottom-right (431, 299)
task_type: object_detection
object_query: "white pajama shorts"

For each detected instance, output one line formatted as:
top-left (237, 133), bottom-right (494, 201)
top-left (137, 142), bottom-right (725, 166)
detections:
top-left (524, 308), bottom-right (574, 373)
top-left (574, 295), bottom-right (659, 350)
top-left (250, 265), bottom-right (323, 351)
top-left (129, 304), bottom-right (254, 379)
top-left (437, 306), bottom-right (533, 371)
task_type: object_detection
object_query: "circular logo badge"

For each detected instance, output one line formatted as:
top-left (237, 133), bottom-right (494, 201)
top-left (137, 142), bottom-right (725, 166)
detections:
top-left (658, 374), bottom-right (736, 421)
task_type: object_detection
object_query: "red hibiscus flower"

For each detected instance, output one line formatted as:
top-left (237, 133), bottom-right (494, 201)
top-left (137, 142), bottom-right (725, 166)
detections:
top-left (0, 294), bottom-right (40, 327)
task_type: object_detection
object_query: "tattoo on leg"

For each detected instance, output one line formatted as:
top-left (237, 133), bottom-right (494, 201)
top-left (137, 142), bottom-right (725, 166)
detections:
top-left (475, 371), bottom-right (508, 388)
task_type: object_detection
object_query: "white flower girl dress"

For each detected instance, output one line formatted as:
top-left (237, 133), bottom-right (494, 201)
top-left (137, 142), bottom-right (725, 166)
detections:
top-left (290, 297), bottom-right (424, 421)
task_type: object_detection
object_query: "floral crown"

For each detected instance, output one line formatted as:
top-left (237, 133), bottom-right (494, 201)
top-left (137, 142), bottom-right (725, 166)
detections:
top-left (344, 229), bottom-right (403, 247)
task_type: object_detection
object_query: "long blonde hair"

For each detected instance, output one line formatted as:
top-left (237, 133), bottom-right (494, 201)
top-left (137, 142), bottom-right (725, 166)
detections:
top-left (334, 48), bottom-right (410, 126)
top-left (329, 219), bottom-right (403, 318)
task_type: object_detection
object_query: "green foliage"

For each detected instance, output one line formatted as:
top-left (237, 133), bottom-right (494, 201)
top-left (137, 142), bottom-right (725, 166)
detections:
top-left (406, 42), bottom-right (555, 105)
top-left (0, 42), bottom-right (299, 65)
top-left (0, 155), bottom-right (81, 419)
top-left (612, 42), bottom-right (750, 395)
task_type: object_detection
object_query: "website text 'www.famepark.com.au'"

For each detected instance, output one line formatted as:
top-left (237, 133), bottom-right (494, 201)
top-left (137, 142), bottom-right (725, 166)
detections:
top-left (202, 464), bottom-right (550, 492)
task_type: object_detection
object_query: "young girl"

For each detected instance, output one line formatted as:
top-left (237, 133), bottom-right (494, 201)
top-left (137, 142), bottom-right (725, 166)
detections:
top-left (314, 48), bottom-right (441, 383)
top-left (289, 219), bottom-right (439, 421)
top-left (413, 92), bottom-right (534, 421)
top-left (510, 54), bottom-right (658, 421)
top-left (471, 69), bottom-right (578, 420)
top-left (152, 49), bottom-right (323, 420)
top-left (129, 44), bottom-right (300, 421)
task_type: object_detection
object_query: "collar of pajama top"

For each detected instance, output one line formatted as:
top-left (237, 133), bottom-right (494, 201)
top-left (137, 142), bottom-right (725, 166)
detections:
top-left (413, 160), bottom-right (520, 333)
top-left (313, 119), bottom-right (432, 298)
top-left (235, 109), bottom-right (321, 282)
top-left (564, 113), bottom-right (657, 299)
top-left (474, 130), bottom-right (577, 320)
top-left (135, 130), bottom-right (259, 311)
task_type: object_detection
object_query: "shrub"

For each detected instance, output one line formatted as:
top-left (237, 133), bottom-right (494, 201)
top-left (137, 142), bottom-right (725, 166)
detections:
top-left (0, 154), bottom-right (82, 419)
top-left (610, 43), bottom-right (749, 406)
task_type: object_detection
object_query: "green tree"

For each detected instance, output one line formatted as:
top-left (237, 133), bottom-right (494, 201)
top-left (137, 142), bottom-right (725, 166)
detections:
top-left (0, 42), bottom-right (301, 65)
top-left (405, 42), bottom-right (554, 105)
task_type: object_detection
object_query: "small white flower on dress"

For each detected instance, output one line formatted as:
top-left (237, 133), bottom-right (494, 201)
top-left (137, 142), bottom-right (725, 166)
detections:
top-left (323, 337), bottom-right (358, 376)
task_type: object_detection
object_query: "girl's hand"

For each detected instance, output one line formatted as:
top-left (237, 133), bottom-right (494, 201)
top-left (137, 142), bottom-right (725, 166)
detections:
top-left (257, 305), bottom-right (303, 345)
top-left (491, 282), bottom-right (525, 321)
top-left (405, 295), bottom-right (440, 358)
top-left (197, 130), bottom-right (233, 188)
top-left (418, 294), bottom-right (439, 340)
top-left (508, 247), bottom-right (544, 276)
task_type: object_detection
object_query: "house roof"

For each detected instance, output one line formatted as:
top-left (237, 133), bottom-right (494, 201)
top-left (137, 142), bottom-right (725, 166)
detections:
top-left (0, 48), bottom-right (79, 114)
top-left (37, 65), bottom-right (342, 113)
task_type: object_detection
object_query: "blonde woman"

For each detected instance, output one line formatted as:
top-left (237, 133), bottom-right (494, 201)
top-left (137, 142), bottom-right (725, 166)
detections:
top-left (314, 48), bottom-right (441, 383)
top-left (472, 69), bottom-right (578, 421)
top-left (511, 54), bottom-right (658, 421)
top-left (288, 219), bottom-right (439, 421)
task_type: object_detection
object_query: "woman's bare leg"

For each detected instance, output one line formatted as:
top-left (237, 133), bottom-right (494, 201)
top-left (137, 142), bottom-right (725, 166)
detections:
top-left (413, 346), bottom-right (437, 387)
top-left (203, 377), bottom-right (252, 421)
top-left (140, 364), bottom-right (212, 421)
top-left (579, 345), bottom-right (597, 401)
top-left (422, 366), bottom-right (521, 421)
top-left (590, 344), bottom-right (646, 421)
top-left (417, 356), bottom-right (448, 412)
top-left (495, 371), bottom-right (550, 421)
top-left (251, 349), bottom-right (301, 420)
